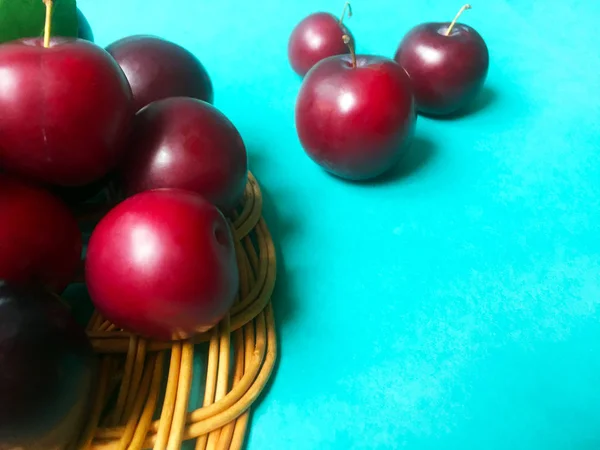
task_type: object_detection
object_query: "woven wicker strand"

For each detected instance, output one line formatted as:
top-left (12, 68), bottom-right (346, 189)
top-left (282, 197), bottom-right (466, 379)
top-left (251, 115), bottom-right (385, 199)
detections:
top-left (74, 172), bottom-right (278, 450)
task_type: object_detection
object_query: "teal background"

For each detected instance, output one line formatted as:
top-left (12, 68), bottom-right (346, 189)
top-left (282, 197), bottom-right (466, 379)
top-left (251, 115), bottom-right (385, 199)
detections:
top-left (76, 0), bottom-right (600, 448)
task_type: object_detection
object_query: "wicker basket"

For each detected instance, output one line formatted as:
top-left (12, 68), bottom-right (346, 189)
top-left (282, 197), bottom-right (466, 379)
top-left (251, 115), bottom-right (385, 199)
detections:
top-left (72, 172), bottom-right (278, 450)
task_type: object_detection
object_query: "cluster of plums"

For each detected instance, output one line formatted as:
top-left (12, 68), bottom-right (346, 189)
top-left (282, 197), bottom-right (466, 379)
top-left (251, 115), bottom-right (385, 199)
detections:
top-left (0, 2), bottom-right (489, 448)
top-left (0, 5), bottom-right (245, 449)
top-left (289, 3), bottom-right (489, 180)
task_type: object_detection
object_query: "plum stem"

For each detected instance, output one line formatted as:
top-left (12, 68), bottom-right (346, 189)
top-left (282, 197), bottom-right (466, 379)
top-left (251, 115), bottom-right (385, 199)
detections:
top-left (342, 35), bottom-right (356, 69)
top-left (339, 2), bottom-right (352, 25)
top-left (445, 4), bottom-right (471, 36)
top-left (43, 0), bottom-right (53, 48)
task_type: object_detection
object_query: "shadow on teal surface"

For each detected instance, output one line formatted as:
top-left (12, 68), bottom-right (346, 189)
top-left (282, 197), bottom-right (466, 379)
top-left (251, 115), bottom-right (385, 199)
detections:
top-left (424, 86), bottom-right (498, 120)
top-left (357, 136), bottom-right (438, 186)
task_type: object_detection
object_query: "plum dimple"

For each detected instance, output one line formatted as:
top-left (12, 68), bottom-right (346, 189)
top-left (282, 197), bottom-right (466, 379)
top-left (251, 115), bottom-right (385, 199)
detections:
top-left (214, 224), bottom-right (230, 247)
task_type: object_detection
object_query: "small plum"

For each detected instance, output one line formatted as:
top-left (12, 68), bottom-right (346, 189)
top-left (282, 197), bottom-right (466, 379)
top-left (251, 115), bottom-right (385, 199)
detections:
top-left (288, 2), bottom-right (354, 77)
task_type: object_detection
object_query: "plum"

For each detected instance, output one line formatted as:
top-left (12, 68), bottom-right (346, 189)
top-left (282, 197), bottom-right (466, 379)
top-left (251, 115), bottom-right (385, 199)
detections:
top-left (106, 35), bottom-right (213, 111)
top-left (85, 188), bottom-right (239, 340)
top-left (0, 281), bottom-right (96, 450)
top-left (119, 97), bottom-right (248, 213)
top-left (0, 174), bottom-right (82, 292)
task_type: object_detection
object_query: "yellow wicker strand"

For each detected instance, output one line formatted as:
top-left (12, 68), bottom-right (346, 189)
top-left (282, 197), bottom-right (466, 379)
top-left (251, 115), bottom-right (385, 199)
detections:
top-left (138, 312), bottom-right (268, 448)
top-left (180, 308), bottom-right (274, 442)
top-left (204, 328), bottom-right (221, 406)
top-left (228, 314), bottom-right (258, 450)
top-left (121, 339), bottom-right (148, 424)
top-left (205, 315), bottom-right (232, 449)
top-left (87, 311), bottom-right (101, 331)
top-left (235, 240), bottom-right (251, 306)
top-left (92, 304), bottom-right (275, 448)
top-left (231, 304), bottom-right (277, 450)
top-left (229, 413), bottom-right (249, 450)
top-left (241, 239), bottom-right (255, 285)
top-left (232, 182), bottom-right (255, 229)
top-left (153, 343), bottom-right (183, 450)
top-left (244, 236), bottom-right (260, 275)
top-left (231, 220), bottom-right (275, 313)
top-left (98, 320), bottom-right (114, 332)
top-left (132, 283), bottom-right (270, 448)
top-left (166, 341), bottom-right (195, 450)
top-left (225, 235), bottom-right (260, 450)
top-left (78, 357), bottom-right (112, 449)
top-left (234, 330), bottom-right (248, 383)
top-left (230, 238), bottom-right (258, 445)
top-left (226, 254), bottom-right (259, 450)
top-left (94, 346), bottom-right (265, 441)
top-left (127, 352), bottom-right (165, 450)
top-left (114, 353), bottom-right (158, 450)
top-left (230, 224), bottom-right (269, 315)
top-left (191, 311), bottom-right (262, 447)
top-left (196, 325), bottom-right (221, 450)
top-left (234, 177), bottom-right (263, 240)
top-left (109, 336), bottom-right (139, 425)
top-left (214, 329), bottom-right (246, 449)
top-left (199, 236), bottom-right (251, 450)
top-left (233, 235), bottom-right (246, 288)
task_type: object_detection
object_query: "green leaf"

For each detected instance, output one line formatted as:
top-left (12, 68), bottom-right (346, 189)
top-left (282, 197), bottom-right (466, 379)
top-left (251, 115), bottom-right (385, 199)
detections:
top-left (0, 0), bottom-right (78, 44)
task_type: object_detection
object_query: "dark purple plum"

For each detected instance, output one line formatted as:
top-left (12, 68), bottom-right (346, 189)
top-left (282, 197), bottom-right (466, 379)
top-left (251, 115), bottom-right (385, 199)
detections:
top-left (106, 35), bottom-right (213, 112)
top-left (119, 97), bottom-right (248, 213)
top-left (0, 281), bottom-right (96, 450)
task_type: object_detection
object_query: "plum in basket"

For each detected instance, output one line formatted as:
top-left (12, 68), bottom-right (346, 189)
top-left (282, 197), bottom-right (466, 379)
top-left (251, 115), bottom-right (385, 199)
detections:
top-left (0, 281), bottom-right (96, 450)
